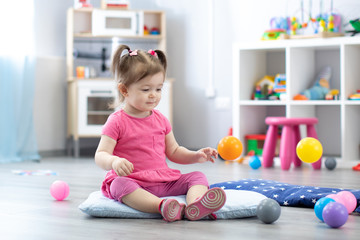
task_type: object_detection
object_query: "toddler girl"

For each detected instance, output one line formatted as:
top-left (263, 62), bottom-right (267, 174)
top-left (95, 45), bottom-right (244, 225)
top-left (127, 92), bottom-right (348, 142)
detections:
top-left (95, 45), bottom-right (226, 222)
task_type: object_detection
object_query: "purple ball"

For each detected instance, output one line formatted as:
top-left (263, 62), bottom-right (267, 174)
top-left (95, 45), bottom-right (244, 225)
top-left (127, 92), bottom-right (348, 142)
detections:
top-left (322, 202), bottom-right (348, 228)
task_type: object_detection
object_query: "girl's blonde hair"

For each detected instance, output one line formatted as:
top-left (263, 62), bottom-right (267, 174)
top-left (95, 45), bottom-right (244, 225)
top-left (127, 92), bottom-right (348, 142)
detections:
top-left (111, 45), bottom-right (167, 103)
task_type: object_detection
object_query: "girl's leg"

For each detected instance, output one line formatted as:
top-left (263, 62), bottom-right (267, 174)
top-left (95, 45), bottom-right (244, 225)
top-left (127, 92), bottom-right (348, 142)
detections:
top-left (185, 187), bottom-right (226, 221)
top-left (123, 188), bottom-right (185, 222)
top-left (186, 184), bottom-right (208, 204)
top-left (122, 188), bottom-right (162, 213)
top-left (110, 177), bottom-right (184, 222)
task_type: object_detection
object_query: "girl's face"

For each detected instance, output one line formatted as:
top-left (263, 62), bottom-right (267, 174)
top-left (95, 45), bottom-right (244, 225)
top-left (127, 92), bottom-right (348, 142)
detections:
top-left (122, 72), bottom-right (164, 118)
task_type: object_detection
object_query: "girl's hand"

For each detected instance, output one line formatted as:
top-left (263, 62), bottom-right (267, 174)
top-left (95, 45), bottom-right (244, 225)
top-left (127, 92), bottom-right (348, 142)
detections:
top-left (111, 157), bottom-right (134, 176)
top-left (195, 147), bottom-right (218, 163)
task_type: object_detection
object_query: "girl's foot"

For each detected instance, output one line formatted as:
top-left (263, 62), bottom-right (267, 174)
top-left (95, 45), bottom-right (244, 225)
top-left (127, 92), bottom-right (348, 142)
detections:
top-left (185, 187), bottom-right (226, 221)
top-left (160, 199), bottom-right (185, 222)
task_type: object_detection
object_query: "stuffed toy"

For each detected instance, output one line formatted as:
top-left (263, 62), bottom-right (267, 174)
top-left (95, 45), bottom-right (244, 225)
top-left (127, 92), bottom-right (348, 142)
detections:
top-left (294, 66), bottom-right (331, 100)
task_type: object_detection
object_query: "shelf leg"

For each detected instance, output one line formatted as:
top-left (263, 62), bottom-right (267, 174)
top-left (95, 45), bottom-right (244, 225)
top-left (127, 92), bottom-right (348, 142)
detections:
top-left (280, 125), bottom-right (293, 170)
top-left (262, 125), bottom-right (278, 168)
top-left (74, 139), bottom-right (80, 158)
top-left (293, 125), bottom-right (302, 167)
top-left (307, 124), bottom-right (322, 170)
top-left (66, 137), bottom-right (73, 156)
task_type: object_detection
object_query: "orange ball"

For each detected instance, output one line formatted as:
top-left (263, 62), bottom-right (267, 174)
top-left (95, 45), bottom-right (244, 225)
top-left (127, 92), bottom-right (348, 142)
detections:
top-left (217, 136), bottom-right (243, 160)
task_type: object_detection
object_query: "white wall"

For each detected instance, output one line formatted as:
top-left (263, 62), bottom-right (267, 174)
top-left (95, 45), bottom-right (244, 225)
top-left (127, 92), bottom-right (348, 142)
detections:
top-left (33, 0), bottom-right (72, 152)
top-left (33, 0), bottom-right (360, 153)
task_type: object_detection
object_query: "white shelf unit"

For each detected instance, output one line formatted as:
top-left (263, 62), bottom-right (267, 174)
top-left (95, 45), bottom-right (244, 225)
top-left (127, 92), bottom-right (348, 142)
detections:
top-left (66, 8), bottom-right (171, 157)
top-left (232, 37), bottom-right (360, 162)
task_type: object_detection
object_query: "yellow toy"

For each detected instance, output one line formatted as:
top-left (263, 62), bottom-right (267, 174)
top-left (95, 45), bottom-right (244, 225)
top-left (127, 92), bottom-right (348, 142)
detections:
top-left (296, 137), bottom-right (323, 163)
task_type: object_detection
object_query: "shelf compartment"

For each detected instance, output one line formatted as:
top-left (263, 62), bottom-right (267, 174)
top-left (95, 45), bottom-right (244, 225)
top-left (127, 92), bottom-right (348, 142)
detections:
top-left (343, 105), bottom-right (360, 160)
top-left (237, 48), bottom-right (286, 101)
top-left (236, 105), bottom-right (286, 150)
top-left (343, 44), bottom-right (360, 100)
top-left (289, 45), bottom-right (341, 100)
top-left (288, 105), bottom-right (341, 157)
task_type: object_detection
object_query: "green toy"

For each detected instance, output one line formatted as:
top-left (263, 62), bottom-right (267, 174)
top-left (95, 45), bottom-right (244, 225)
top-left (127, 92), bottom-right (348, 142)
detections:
top-left (346, 19), bottom-right (360, 36)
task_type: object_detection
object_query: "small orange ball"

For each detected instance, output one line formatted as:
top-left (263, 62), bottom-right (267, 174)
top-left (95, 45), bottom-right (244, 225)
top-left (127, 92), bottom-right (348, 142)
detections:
top-left (217, 136), bottom-right (243, 160)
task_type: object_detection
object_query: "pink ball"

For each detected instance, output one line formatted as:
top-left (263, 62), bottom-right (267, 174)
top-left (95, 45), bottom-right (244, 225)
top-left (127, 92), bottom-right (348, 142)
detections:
top-left (336, 191), bottom-right (357, 214)
top-left (50, 180), bottom-right (69, 201)
top-left (326, 194), bottom-right (341, 202)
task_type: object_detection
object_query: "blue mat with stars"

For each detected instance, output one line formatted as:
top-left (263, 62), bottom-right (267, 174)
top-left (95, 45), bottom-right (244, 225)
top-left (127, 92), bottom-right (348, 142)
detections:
top-left (211, 179), bottom-right (360, 213)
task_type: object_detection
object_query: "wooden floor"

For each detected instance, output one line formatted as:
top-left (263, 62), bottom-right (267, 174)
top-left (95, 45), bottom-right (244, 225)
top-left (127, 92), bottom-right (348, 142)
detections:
top-left (1, 156), bottom-right (360, 240)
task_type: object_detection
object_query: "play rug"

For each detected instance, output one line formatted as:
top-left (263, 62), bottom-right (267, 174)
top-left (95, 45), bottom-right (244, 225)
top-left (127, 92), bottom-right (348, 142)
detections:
top-left (211, 179), bottom-right (360, 213)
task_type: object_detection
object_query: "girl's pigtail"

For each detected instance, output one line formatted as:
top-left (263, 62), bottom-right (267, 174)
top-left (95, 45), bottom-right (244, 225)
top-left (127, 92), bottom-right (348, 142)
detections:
top-left (154, 50), bottom-right (167, 71)
top-left (111, 45), bottom-right (130, 77)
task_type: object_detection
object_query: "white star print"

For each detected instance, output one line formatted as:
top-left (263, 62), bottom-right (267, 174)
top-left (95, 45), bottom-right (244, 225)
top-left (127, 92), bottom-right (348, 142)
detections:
top-left (273, 194), bottom-right (279, 198)
top-left (300, 195), bottom-right (305, 199)
top-left (312, 199), bottom-right (317, 204)
top-left (221, 186), bottom-right (226, 189)
top-left (283, 201), bottom-right (289, 206)
top-left (236, 185), bottom-right (242, 188)
top-left (307, 190), bottom-right (313, 193)
top-left (253, 186), bottom-right (258, 189)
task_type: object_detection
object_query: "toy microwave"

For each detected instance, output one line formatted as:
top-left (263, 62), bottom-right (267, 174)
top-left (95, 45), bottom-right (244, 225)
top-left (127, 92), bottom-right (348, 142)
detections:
top-left (92, 9), bottom-right (144, 36)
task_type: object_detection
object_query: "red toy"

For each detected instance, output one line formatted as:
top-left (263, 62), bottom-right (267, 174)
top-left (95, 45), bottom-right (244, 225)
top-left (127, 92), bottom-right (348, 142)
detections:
top-left (352, 163), bottom-right (360, 171)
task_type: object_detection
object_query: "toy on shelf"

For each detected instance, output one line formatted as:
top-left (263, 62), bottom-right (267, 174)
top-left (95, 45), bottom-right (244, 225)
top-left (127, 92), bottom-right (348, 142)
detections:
top-left (274, 74), bottom-right (286, 100)
top-left (262, 16), bottom-right (290, 40)
top-left (325, 89), bottom-right (340, 100)
top-left (346, 19), bottom-right (360, 36)
top-left (348, 90), bottom-right (360, 100)
top-left (293, 66), bottom-right (331, 100)
top-left (144, 25), bottom-right (149, 35)
top-left (263, 0), bottom-right (343, 40)
top-left (253, 75), bottom-right (282, 100)
top-left (101, 0), bottom-right (129, 10)
top-left (74, 0), bottom-right (93, 9)
top-left (262, 29), bottom-right (287, 41)
top-left (150, 27), bottom-right (160, 35)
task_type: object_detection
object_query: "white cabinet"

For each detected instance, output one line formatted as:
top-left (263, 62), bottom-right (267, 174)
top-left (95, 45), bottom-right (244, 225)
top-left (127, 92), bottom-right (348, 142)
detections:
top-left (77, 80), bottom-right (116, 135)
top-left (233, 37), bottom-right (360, 161)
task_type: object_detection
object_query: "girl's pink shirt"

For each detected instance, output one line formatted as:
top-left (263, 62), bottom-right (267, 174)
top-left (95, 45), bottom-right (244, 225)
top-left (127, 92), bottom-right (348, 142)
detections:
top-left (101, 109), bottom-right (181, 198)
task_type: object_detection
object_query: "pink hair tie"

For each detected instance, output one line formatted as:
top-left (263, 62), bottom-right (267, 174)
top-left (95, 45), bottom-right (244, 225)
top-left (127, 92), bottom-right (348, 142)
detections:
top-left (148, 49), bottom-right (157, 57)
top-left (129, 50), bottom-right (138, 56)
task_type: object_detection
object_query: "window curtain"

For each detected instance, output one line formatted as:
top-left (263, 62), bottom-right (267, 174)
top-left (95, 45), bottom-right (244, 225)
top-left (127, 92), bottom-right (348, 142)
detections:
top-left (0, 0), bottom-right (40, 163)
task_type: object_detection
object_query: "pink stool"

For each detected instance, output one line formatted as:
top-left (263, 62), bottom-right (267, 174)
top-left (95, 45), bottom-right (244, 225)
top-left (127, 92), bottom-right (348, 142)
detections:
top-left (262, 117), bottom-right (321, 170)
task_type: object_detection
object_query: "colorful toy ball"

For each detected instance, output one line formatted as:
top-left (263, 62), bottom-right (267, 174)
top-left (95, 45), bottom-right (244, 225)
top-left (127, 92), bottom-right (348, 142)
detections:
top-left (296, 137), bottom-right (323, 163)
top-left (256, 198), bottom-right (281, 224)
top-left (325, 157), bottom-right (337, 170)
top-left (322, 202), bottom-right (348, 228)
top-left (50, 180), bottom-right (70, 201)
top-left (217, 136), bottom-right (243, 161)
top-left (336, 191), bottom-right (357, 214)
top-left (314, 197), bottom-right (335, 221)
top-left (249, 155), bottom-right (262, 169)
top-left (326, 193), bottom-right (342, 202)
